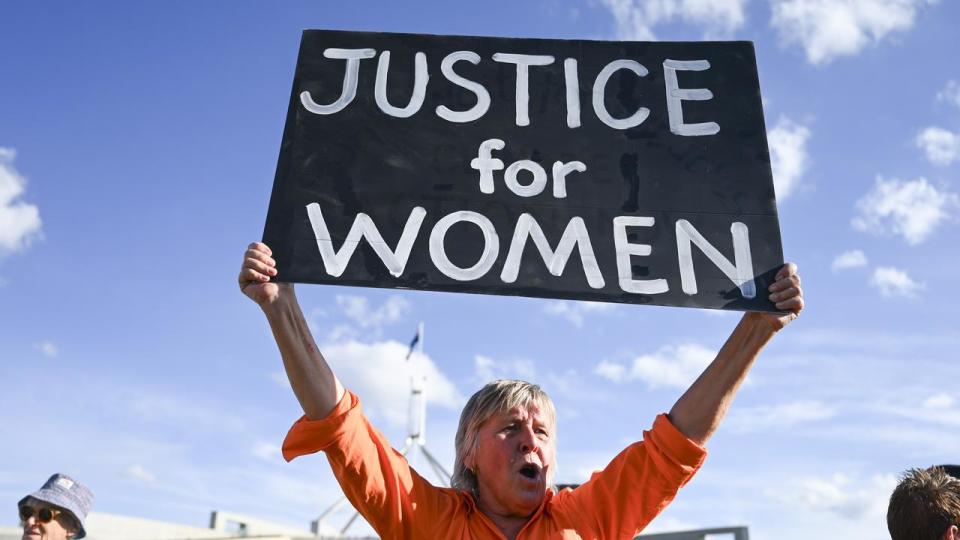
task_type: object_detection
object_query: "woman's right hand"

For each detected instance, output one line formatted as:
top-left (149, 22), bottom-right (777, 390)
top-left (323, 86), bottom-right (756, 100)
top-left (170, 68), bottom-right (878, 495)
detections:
top-left (238, 242), bottom-right (291, 307)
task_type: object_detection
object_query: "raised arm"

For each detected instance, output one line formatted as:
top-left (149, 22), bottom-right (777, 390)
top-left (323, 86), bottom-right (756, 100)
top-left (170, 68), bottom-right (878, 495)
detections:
top-left (668, 263), bottom-right (804, 446)
top-left (241, 242), bottom-right (456, 537)
top-left (239, 242), bottom-right (344, 419)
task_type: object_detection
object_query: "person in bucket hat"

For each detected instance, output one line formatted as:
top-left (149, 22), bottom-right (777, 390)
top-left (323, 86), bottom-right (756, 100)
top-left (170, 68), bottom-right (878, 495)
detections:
top-left (17, 473), bottom-right (94, 540)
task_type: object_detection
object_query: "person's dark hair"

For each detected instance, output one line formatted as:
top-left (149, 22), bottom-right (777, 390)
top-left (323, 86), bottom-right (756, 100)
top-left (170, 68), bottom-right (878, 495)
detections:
top-left (941, 465), bottom-right (960, 480)
top-left (59, 508), bottom-right (82, 535)
top-left (888, 466), bottom-right (960, 540)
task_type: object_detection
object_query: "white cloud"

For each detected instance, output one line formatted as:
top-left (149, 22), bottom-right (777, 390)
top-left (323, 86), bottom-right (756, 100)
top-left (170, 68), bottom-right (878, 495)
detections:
top-left (628, 343), bottom-right (715, 388)
top-left (937, 80), bottom-right (960, 108)
top-left (325, 323), bottom-right (360, 343)
top-left (0, 147), bottom-right (42, 254)
top-left (601, 0), bottom-right (747, 41)
top-left (335, 295), bottom-right (410, 330)
top-left (322, 339), bottom-right (462, 427)
top-left (727, 400), bottom-right (836, 432)
top-left (474, 355), bottom-right (496, 381)
top-left (595, 343), bottom-right (715, 389)
top-left (768, 116), bottom-right (811, 201)
top-left (252, 441), bottom-right (282, 463)
top-left (831, 249), bottom-right (868, 271)
top-left (874, 394), bottom-right (960, 427)
top-left (35, 341), bottom-right (59, 358)
top-left (774, 472), bottom-right (897, 520)
top-left (852, 176), bottom-right (958, 244)
top-left (870, 266), bottom-right (924, 297)
top-left (473, 354), bottom-right (537, 384)
top-left (923, 393), bottom-right (954, 409)
top-left (594, 360), bottom-right (628, 382)
top-left (124, 464), bottom-right (156, 484)
top-left (543, 300), bottom-right (616, 328)
top-left (770, 0), bottom-right (939, 65)
top-left (915, 126), bottom-right (960, 166)
top-left (543, 367), bottom-right (599, 403)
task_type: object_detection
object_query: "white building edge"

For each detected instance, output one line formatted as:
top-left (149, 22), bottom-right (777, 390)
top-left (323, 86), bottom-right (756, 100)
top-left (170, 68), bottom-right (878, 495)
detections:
top-left (0, 509), bottom-right (369, 540)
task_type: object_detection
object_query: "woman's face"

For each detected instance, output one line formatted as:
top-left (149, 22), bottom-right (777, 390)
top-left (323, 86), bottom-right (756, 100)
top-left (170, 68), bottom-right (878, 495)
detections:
top-left (19, 502), bottom-right (76, 540)
top-left (469, 403), bottom-right (557, 519)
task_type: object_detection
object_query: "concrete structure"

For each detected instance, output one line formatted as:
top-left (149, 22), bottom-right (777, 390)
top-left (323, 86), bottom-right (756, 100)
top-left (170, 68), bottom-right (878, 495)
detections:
top-left (640, 526), bottom-right (750, 539)
top-left (0, 509), bottom-right (366, 540)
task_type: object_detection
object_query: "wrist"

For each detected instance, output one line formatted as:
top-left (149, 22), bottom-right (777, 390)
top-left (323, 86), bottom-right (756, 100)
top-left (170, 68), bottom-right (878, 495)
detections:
top-left (739, 312), bottom-right (779, 342)
top-left (260, 284), bottom-right (298, 316)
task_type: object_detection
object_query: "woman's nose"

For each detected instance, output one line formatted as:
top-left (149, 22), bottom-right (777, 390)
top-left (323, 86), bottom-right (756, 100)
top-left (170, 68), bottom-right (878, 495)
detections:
top-left (518, 425), bottom-right (538, 452)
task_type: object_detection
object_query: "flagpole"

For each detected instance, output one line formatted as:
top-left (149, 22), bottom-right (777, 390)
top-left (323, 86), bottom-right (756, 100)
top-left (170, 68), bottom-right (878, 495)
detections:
top-left (418, 321), bottom-right (425, 357)
top-left (416, 321), bottom-right (427, 446)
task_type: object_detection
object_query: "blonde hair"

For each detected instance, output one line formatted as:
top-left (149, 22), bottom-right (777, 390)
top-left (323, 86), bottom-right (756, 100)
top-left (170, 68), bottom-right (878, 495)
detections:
top-left (452, 380), bottom-right (556, 497)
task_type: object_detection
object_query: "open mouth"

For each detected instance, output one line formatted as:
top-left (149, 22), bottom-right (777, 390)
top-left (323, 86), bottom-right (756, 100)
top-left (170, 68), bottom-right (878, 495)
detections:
top-left (518, 464), bottom-right (541, 480)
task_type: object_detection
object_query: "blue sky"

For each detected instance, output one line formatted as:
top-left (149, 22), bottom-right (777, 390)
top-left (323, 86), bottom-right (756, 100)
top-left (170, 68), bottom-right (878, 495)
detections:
top-left (1, 1), bottom-right (959, 539)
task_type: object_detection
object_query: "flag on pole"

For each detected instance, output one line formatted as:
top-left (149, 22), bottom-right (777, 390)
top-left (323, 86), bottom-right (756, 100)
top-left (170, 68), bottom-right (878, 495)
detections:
top-left (405, 327), bottom-right (420, 360)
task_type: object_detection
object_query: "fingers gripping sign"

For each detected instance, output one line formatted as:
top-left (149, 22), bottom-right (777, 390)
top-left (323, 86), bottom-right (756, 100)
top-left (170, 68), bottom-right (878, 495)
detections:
top-left (753, 262), bottom-right (804, 331)
top-left (239, 242), bottom-right (288, 307)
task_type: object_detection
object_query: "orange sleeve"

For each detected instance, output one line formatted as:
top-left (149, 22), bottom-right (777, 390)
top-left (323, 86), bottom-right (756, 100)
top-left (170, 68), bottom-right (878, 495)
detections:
top-left (282, 390), bottom-right (361, 462)
top-left (553, 413), bottom-right (707, 539)
top-left (281, 391), bottom-right (458, 538)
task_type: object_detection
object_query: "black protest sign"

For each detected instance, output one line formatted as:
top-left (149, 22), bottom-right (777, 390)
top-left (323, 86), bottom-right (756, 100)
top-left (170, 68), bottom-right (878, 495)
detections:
top-left (263, 29), bottom-right (783, 312)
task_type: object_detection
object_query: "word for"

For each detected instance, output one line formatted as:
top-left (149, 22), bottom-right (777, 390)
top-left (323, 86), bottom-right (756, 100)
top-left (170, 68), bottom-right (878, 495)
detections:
top-left (300, 48), bottom-right (720, 135)
top-left (305, 203), bottom-right (756, 298)
top-left (471, 138), bottom-right (586, 198)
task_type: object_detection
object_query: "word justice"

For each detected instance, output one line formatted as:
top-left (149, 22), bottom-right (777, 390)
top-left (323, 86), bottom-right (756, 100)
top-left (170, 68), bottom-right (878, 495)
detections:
top-left (300, 48), bottom-right (721, 136)
top-left (305, 204), bottom-right (757, 299)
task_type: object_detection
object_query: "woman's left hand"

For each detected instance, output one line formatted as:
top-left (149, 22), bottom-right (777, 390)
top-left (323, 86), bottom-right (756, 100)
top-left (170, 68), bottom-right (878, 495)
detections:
top-left (747, 262), bottom-right (804, 332)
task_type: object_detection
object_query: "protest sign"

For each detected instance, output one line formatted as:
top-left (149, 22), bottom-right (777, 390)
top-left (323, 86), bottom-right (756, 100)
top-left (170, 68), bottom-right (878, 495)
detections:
top-left (263, 29), bottom-right (783, 311)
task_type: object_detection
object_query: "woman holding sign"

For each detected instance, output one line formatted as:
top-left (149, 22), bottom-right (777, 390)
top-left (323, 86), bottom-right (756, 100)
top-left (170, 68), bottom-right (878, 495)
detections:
top-left (239, 241), bottom-right (803, 540)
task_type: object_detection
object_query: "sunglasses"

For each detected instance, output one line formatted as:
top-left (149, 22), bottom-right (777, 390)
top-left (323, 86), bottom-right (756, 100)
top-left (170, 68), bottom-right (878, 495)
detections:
top-left (18, 505), bottom-right (63, 524)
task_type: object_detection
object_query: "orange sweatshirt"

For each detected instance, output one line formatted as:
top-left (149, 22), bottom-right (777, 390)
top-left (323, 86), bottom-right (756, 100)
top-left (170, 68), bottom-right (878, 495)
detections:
top-left (283, 391), bottom-right (706, 539)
